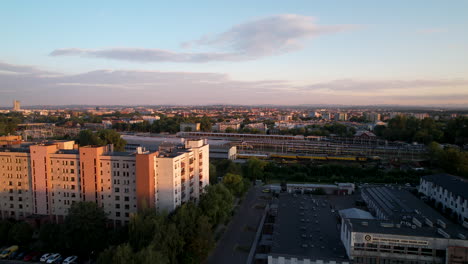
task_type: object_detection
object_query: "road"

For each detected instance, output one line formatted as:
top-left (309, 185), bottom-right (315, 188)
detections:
top-left (206, 186), bottom-right (266, 264)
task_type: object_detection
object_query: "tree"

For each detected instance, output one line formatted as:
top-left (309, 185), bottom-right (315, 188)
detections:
top-left (63, 202), bottom-right (109, 255)
top-left (209, 163), bottom-right (217, 184)
top-left (39, 223), bottom-right (65, 251)
top-left (223, 173), bottom-right (245, 197)
top-left (185, 216), bottom-right (214, 263)
top-left (199, 184), bottom-right (234, 226)
top-left (77, 129), bottom-right (102, 146)
top-left (9, 222), bottom-right (33, 246)
top-left (128, 209), bottom-right (166, 251)
top-left (97, 129), bottom-right (127, 151)
top-left (246, 158), bottom-right (267, 181)
top-left (0, 220), bottom-right (13, 245)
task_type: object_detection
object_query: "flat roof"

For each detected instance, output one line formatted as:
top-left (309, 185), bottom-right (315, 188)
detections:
top-left (270, 193), bottom-right (349, 261)
top-left (356, 186), bottom-right (468, 239)
top-left (422, 173), bottom-right (468, 200)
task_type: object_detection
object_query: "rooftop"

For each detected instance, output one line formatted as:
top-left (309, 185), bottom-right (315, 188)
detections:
top-left (356, 186), bottom-right (468, 239)
top-left (422, 173), bottom-right (468, 200)
top-left (270, 193), bottom-right (348, 261)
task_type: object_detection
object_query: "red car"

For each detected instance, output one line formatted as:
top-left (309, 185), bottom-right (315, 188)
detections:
top-left (23, 252), bottom-right (41, 262)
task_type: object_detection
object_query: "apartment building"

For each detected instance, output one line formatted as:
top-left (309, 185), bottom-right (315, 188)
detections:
top-left (0, 138), bottom-right (209, 225)
top-left (418, 174), bottom-right (468, 223)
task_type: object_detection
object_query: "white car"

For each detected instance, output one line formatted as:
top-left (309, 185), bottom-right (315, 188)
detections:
top-left (62, 255), bottom-right (78, 264)
top-left (46, 253), bottom-right (61, 263)
top-left (40, 253), bottom-right (52, 262)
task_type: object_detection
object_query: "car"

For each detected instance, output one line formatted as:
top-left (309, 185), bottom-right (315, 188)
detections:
top-left (40, 253), bottom-right (52, 262)
top-left (15, 251), bottom-right (26, 260)
top-left (0, 245), bottom-right (19, 259)
top-left (9, 250), bottom-right (19, 259)
top-left (63, 255), bottom-right (78, 264)
top-left (24, 251), bottom-right (41, 261)
top-left (46, 253), bottom-right (62, 263)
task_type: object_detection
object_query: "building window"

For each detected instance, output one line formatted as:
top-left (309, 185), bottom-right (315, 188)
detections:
top-left (124, 196), bottom-right (129, 202)
top-left (115, 204), bottom-right (120, 209)
top-left (116, 212), bottom-right (120, 217)
top-left (115, 187), bottom-right (120, 193)
top-left (115, 196), bottom-right (120, 201)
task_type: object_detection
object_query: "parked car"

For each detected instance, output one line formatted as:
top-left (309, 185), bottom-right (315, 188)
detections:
top-left (46, 253), bottom-right (62, 263)
top-left (63, 255), bottom-right (79, 264)
top-left (40, 253), bottom-right (52, 262)
top-left (9, 250), bottom-right (19, 259)
top-left (15, 251), bottom-right (26, 260)
top-left (0, 245), bottom-right (19, 259)
top-left (24, 251), bottom-right (41, 261)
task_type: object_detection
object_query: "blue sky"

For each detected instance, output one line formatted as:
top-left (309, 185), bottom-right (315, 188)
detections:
top-left (1, 0), bottom-right (468, 106)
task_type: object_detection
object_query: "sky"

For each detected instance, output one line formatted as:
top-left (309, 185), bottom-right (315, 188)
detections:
top-left (1, 0), bottom-right (468, 106)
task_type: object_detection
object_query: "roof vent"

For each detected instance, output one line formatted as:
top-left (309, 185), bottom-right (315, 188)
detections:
top-left (437, 219), bottom-right (447, 229)
top-left (380, 222), bottom-right (394, 228)
top-left (412, 217), bottom-right (422, 228)
top-left (424, 217), bottom-right (433, 227)
top-left (437, 228), bottom-right (450, 238)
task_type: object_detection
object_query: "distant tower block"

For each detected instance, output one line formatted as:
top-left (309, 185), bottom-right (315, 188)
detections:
top-left (13, 100), bottom-right (21, 111)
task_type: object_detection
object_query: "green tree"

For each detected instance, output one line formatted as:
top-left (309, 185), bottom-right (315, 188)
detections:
top-left (199, 184), bottom-right (234, 226)
top-left (63, 202), bottom-right (109, 255)
top-left (0, 220), bottom-right (13, 245)
top-left (246, 158), bottom-right (267, 181)
top-left (39, 223), bottom-right (65, 251)
top-left (77, 129), bottom-right (103, 146)
top-left (209, 163), bottom-right (217, 184)
top-left (185, 216), bottom-right (214, 263)
top-left (223, 173), bottom-right (245, 197)
top-left (9, 222), bottom-right (33, 246)
top-left (97, 129), bottom-right (127, 151)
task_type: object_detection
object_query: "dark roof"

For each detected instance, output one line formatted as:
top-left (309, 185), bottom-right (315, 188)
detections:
top-left (422, 174), bottom-right (468, 199)
top-left (355, 186), bottom-right (468, 239)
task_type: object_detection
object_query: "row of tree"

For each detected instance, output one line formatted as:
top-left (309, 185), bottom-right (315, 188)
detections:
top-left (428, 143), bottom-right (468, 177)
top-left (211, 158), bottom-right (429, 184)
top-left (77, 129), bottom-right (127, 151)
top-left (112, 115), bottom-right (212, 134)
top-left (374, 116), bottom-right (468, 145)
top-left (97, 179), bottom-right (249, 264)
top-left (0, 113), bottom-right (24, 135)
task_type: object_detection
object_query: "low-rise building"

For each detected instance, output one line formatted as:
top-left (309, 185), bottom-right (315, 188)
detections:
top-left (341, 186), bottom-right (468, 264)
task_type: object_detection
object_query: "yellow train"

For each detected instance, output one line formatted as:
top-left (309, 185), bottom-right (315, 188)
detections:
top-left (237, 153), bottom-right (374, 162)
top-left (270, 154), bottom-right (368, 162)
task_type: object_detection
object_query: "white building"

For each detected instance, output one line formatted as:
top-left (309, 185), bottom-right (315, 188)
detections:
top-left (418, 174), bottom-right (468, 223)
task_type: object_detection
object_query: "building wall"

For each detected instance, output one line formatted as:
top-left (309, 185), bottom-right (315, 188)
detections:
top-left (0, 152), bottom-right (33, 220)
top-left (0, 139), bottom-right (210, 222)
top-left (155, 155), bottom-right (181, 212)
top-left (419, 178), bottom-right (468, 222)
top-left (49, 153), bottom-right (80, 222)
top-left (30, 144), bottom-right (58, 215)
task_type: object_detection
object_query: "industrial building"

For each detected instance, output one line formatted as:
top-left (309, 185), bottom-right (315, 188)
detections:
top-left (418, 174), bottom-right (468, 224)
top-left (0, 139), bottom-right (209, 225)
top-left (341, 186), bottom-right (468, 264)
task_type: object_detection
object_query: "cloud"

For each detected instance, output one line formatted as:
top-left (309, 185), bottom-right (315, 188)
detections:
top-left (1, 61), bottom-right (468, 106)
top-left (0, 61), bottom-right (57, 75)
top-left (299, 79), bottom-right (468, 91)
top-left (50, 14), bottom-right (354, 63)
top-left (417, 28), bottom-right (447, 35)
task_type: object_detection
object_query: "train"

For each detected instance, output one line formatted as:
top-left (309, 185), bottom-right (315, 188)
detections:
top-left (236, 153), bottom-right (380, 162)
